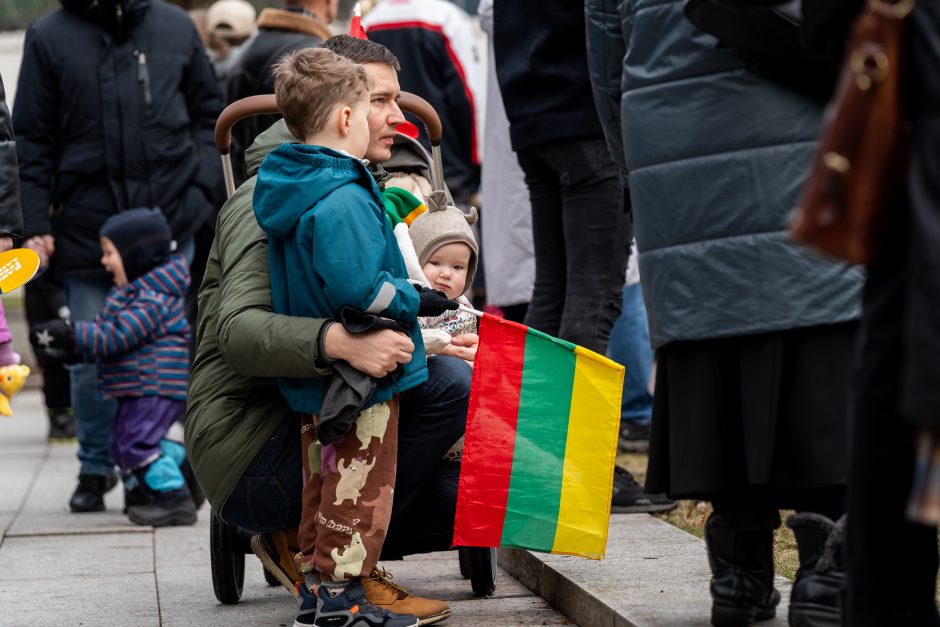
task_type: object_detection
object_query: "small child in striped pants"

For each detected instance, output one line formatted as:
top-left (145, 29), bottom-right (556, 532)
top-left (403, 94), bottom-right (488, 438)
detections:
top-left (30, 208), bottom-right (196, 527)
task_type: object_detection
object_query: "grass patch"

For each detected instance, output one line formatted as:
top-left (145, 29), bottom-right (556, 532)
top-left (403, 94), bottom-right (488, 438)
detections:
top-left (619, 452), bottom-right (798, 580)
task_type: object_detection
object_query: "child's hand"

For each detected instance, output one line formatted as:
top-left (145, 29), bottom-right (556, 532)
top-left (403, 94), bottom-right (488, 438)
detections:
top-left (29, 319), bottom-right (74, 351)
top-left (440, 333), bottom-right (478, 362)
top-left (414, 284), bottom-right (460, 317)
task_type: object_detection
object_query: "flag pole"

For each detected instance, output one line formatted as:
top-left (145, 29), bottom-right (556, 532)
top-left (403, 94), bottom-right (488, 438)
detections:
top-left (458, 304), bottom-right (484, 318)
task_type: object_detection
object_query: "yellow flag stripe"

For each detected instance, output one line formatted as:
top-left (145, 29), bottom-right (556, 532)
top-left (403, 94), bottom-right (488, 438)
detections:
top-left (551, 345), bottom-right (624, 559)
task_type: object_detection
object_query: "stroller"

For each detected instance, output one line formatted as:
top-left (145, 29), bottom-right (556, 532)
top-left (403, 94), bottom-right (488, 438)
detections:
top-left (209, 91), bottom-right (497, 604)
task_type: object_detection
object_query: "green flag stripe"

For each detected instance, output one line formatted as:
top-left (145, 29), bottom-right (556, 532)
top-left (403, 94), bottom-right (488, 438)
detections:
top-left (500, 330), bottom-right (576, 551)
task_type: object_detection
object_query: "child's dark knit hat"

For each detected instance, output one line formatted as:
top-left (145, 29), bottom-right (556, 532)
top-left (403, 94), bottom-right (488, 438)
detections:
top-left (100, 208), bottom-right (174, 282)
top-left (408, 190), bottom-right (479, 291)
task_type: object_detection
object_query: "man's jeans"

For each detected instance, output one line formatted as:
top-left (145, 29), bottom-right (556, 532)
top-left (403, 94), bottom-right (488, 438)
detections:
top-left (608, 284), bottom-right (653, 427)
top-left (64, 241), bottom-right (195, 478)
top-left (65, 274), bottom-right (119, 477)
top-left (515, 138), bottom-right (629, 355)
top-left (221, 354), bottom-right (471, 558)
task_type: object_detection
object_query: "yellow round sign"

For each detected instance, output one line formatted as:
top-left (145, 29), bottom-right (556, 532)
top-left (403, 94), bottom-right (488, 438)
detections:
top-left (0, 248), bottom-right (41, 294)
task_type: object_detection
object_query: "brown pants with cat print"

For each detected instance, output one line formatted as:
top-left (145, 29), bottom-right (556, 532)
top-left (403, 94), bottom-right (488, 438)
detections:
top-left (296, 398), bottom-right (398, 582)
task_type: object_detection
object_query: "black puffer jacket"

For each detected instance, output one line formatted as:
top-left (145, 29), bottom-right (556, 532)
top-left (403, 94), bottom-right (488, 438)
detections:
top-left (13, 0), bottom-right (224, 279)
top-left (0, 75), bottom-right (23, 239)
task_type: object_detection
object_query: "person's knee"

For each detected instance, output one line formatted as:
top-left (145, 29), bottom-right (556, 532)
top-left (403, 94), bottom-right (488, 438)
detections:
top-left (425, 355), bottom-right (471, 404)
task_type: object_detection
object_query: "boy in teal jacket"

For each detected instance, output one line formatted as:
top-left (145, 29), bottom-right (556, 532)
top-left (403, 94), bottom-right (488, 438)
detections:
top-left (252, 48), bottom-right (456, 627)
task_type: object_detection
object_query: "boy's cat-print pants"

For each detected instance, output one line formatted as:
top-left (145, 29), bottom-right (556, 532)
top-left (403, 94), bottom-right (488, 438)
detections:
top-left (296, 398), bottom-right (398, 582)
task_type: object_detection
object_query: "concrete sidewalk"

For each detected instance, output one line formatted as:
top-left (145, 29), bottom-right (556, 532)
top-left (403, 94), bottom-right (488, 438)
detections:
top-left (0, 389), bottom-right (796, 627)
top-left (0, 391), bottom-right (569, 627)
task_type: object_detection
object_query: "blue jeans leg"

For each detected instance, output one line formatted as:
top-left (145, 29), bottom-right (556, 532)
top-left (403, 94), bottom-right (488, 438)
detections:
top-left (608, 284), bottom-right (653, 427)
top-left (65, 275), bottom-right (118, 477)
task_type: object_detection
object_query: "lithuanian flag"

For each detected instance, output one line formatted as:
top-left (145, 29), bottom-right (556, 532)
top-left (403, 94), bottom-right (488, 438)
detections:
top-left (453, 314), bottom-right (624, 560)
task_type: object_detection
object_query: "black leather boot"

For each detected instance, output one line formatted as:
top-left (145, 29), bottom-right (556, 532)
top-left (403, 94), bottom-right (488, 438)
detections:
top-left (69, 472), bottom-right (118, 513)
top-left (785, 513), bottom-right (845, 627)
top-left (705, 513), bottom-right (781, 627)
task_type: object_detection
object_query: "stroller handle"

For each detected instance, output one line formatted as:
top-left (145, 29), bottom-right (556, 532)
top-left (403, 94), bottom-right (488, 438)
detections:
top-left (215, 92), bottom-right (446, 197)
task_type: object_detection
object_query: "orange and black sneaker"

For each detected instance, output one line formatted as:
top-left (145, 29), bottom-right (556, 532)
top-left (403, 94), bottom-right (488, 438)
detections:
top-left (363, 568), bottom-right (451, 625)
top-left (296, 578), bottom-right (418, 627)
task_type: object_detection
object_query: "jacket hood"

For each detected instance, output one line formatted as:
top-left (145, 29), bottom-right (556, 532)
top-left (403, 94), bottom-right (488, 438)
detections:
top-left (131, 255), bottom-right (190, 299)
top-left (61, 0), bottom-right (150, 36)
top-left (245, 119), bottom-right (297, 177)
top-left (253, 143), bottom-right (376, 239)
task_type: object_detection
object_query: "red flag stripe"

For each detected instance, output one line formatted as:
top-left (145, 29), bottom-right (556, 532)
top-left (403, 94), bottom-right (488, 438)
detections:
top-left (453, 313), bottom-right (526, 546)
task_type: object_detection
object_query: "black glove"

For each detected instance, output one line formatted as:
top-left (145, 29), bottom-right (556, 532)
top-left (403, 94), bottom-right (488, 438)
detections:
top-left (36, 347), bottom-right (82, 366)
top-left (30, 319), bottom-right (75, 352)
top-left (414, 284), bottom-right (460, 317)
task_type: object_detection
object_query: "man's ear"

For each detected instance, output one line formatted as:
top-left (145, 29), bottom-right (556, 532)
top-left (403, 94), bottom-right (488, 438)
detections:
top-left (338, 106), bottom-right (353, 137)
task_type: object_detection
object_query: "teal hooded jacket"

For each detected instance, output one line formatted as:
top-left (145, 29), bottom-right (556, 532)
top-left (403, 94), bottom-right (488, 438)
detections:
top-left (253, 143), bottom-right (426, 414)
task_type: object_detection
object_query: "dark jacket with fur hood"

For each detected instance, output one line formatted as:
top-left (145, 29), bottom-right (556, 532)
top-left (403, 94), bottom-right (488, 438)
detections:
top-left (13, 0), bottom-right (224, 280)
top-left (226, 6), bottom-right (332, 182)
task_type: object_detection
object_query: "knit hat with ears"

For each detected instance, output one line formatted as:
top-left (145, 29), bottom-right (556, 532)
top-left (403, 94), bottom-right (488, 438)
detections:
top-left (408, 190), bottom-right (479, 292)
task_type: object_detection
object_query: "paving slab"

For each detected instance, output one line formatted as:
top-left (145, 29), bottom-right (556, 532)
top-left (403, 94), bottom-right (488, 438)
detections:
top-left (0, 573), bottom-right (159, 627)
top-left (6, 443), bottom-right (149, 537)
top-left (0, 532), bottom-right (154, 582)
top-left (500, 513), bottom-right (791, 627)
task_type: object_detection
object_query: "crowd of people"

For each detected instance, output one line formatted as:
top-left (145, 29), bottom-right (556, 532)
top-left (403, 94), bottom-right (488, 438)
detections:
top-left (0, 0), bottom-right (937, 626)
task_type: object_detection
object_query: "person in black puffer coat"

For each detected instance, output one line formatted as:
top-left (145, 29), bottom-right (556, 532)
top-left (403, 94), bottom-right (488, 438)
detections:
top-left (13, 0), bottom-right (224, 516)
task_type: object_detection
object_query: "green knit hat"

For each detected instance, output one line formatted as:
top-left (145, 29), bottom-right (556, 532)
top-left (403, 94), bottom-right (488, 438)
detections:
top-left (383, 187), bottom-right (427, 227)
top-left (407, 190), bottom-right (479, 291)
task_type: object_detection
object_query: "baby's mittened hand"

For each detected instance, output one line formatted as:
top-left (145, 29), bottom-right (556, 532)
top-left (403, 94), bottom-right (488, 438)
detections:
top-left (30, 319), bottom-right (74, 351)
top-left (414, 284), bottom-right (460, 317)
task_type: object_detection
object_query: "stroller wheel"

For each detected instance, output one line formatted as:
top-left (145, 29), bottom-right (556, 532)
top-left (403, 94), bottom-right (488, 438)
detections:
top-left (458, 547), bottom-right (472, 579)
top-left (463, 547), bottom-right (497, 597)
top-left (210, 511), bottom-right (245, 604)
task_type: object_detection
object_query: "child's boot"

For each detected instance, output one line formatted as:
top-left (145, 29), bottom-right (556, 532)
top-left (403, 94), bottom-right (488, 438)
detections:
top-left (785, 513), bottom-right (845, 627)
top-left (125, 450), bottom-right (196, 527)
top-left (295, 578), bottom-right (418, 627)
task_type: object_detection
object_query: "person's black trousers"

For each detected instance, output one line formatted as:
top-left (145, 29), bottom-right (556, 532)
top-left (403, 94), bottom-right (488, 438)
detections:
top-left (515, 137), bottom-right (629, 355)
top-left (24, 273), bottom-right (71, 409)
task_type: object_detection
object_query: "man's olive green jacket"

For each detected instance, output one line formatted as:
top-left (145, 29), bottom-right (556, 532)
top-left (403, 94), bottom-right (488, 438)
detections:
top-left (185, 121), bottom-right (333, 509)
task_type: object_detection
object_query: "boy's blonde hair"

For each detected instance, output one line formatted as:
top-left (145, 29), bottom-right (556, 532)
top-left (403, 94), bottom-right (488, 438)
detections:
top-left (273, 47), bottom-right (372, 141)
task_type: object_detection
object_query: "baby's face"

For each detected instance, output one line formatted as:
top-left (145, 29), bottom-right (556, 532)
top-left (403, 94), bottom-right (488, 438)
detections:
top-left (347, 96), bottom-right (372, 159)
top-left (422, 242), bottom-right (472, 300)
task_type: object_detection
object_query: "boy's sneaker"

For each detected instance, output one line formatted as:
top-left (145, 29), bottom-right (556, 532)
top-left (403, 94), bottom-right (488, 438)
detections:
top-left (610, 466), bottom-right (677, 514)
top-left (363, 567), bottom-right (451, 625)
top-left (126, 490), bottom-right (197, 527)
top-left (295, 578), bottom-right (418, 627)
top-left (252, 532), bottom-right (303, 598)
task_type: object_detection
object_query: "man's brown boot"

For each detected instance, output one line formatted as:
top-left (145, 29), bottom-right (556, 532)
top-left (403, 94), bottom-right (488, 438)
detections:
top-left (363, 567), bottom-right (452, 625)
top-left (251, 530), bottom-right (303, 599)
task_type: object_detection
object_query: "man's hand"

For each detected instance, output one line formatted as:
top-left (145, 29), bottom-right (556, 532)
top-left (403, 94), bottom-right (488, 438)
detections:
top-left (23, 235), bottom-right (55, 268)
top-left (414, 284), bottom-right (460, 317)
top-left (324, 324), bottom-right (414, 378)
top-left (0, 236), bottom-right (11, 253)
top-left (439, 332), bottom-right (479, 362)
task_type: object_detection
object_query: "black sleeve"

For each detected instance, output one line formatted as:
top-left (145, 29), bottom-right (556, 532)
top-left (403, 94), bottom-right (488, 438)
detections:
top-left (11, 25), bottom-right (55, 238)
top-left (182, 25), bottom-right (226, 209)
top-left (0, 74), bottom-right (23, 239)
